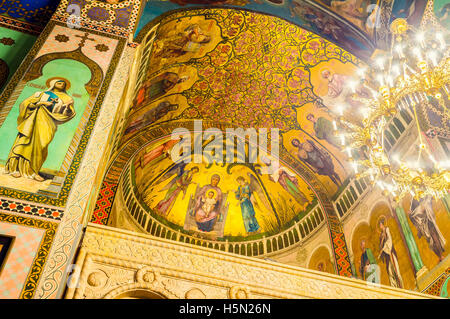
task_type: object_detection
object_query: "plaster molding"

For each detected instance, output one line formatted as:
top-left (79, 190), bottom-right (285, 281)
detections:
top-left (65, 224), bottom-right (435, 299)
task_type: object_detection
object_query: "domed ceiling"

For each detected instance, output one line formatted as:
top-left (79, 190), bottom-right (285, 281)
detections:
top-left (92, 2), bottom-right (430, 266)
top-left (96, 7), bottom-right (359, 243)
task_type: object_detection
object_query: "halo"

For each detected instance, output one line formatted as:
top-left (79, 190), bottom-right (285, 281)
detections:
top-left (46, 77), bottom-right (71, 90)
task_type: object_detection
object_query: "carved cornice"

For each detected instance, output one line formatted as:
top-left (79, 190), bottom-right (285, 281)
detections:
top-left (66, 224), bottom-right (435, 299)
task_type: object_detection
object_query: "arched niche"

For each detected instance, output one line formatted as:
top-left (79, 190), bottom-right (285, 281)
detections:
top-left (350, 201), bottom-right (416, 290)
top-left (307, 245), bottom-right (335, 274)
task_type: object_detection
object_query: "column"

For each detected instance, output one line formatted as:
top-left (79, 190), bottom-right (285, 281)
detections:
top-left (394, 206), bottom-right (428, 277)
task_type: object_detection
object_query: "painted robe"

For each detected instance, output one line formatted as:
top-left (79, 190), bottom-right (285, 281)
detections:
top-left (296, 140), bottom-right (341, 186)
top-left (155, 169), bottom-right (194, 216)
top-left (360, 248), bottom-right (380, 283)
top-left (5, 87), bottom-right (75, 178)
top-left (194, 184), bottom-right (223, 232)
top-left (270, 167), bottom-right (308, 205)
top-left (235, 184), bottom-right (260, 233)
top-left (409, 197), bottom-right (446, 260)
top-left (379, 226), bottom-right (404, 288)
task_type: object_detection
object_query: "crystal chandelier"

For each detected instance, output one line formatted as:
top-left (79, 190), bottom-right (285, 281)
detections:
top-left (336, 18), bottom-right (450, 202)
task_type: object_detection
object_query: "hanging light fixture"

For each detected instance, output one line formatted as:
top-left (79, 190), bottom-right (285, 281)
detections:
top-left (335, 17), bottom-right (450, 202)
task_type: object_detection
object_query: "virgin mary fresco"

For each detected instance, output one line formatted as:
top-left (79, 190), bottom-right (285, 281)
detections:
top-left (4, 78), bottom-right (75, 182)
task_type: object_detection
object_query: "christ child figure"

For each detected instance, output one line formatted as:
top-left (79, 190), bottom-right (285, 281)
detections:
top-left (201, 190), bottom-right (217, 218)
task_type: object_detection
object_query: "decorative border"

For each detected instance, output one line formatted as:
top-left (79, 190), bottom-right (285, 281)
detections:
top-left (0, 15), bottom-right (43, 35)
top-left (66, 224), bottom-right (433, 299)
top-left (34, 45), bottom-right (136, 300)
top-left (0, 211), bottom-right (58, 299)
top-left (0, 20), bottom-right (126, 208)
top-left (0, 197), bottom-right (64, 220)
top-left (52, 0), bottom-right (142, 39)
top-left (423, 267), bottom-right (450, 297)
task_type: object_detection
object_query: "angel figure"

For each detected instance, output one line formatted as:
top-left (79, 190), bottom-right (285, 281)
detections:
top-left (153, 165), bottom-right (199, 216)
top-left (261, 155), bottom-right (309, 206)
top-left (235, 176), bottom-right (266, 233)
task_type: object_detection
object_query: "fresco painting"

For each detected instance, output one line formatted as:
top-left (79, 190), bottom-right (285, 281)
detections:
top-left (350, 202), bottom-right (417, 290)
top-left (315, 0), bottom-right (380, 35)
top-left (401, 195), bottom-right (450, 272)
top-left (121, 10), bottom-right (363, 199)
top-left (136, 0), bottom-right (379, 59)
top-left (308, 245), bottom-right (335, 274)
top-left (113, 134), bottom-right (317, 240)
top-left (0, 59), bottom-right (93, 194)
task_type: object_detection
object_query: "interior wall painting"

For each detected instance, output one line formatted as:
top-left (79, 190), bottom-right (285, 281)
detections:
top-left (348, 195), bottom-right (450, 291)
top-left (308, 245), bottom-right (335, 274)
top-left (400, 195), bottom-right (450, 272)
top-left (136, 0), bottom-right (382, 60)
top-left (123, 9), bottom-right (364, 198)
top-left (109, 135), bottom-right (318, 241)
top-left (350, 202), bottom-right (417, 291)
top-left (0, 25), bottom-right (119, 201)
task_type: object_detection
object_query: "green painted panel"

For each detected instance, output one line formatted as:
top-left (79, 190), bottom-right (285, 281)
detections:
top-left (0, 59), bottom-right (91, 174)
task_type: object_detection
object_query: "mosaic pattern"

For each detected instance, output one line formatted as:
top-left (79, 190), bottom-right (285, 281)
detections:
top-left (0, 15), bottom-right (43, 35)
top-left (52, 0), bottom-right (142, 38)
top-left (423, 267), bottom-right (450, 297)
top-left (0, 212), bottom-right (58, 299)
top-left (0, 197), bottom-right (64, 220)
top-left (0, 0), bottom-right (60, 27)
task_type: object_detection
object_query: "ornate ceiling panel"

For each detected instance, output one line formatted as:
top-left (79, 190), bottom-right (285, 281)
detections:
top-left (135, 1), bottom-right (428, 60)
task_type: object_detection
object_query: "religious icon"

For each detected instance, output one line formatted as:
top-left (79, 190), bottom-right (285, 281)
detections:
top-left (261, 155), bottom-right (310, 207)
top-left (314, 69), bottom-right (371, 125)
top-left (124, 101), bottom-right (179, 136)
top-left (98, 0), bottom-right (125, 4)
top-left (436, 3), bottom-right (450, 28)
top-left (132, 72), bottom-right (188, 111)
top-left (235, 175), bottom-right (263, 234)
top-left (153, 24), bottom-right (212, 60)
top-left (4, 78), bottom-right (75, 182)
top-left (306, 113), bottom-right (340, 149)
top-left (0, 59), bottom-right (9, 89)
top-left (377, 216), bottom-right (404, 288)
top-left (185, 174), bottom-right (229, 235)
top-left (408, 196), bottom-right (447, 262)
top-left (153, 165), bottom-right (199, 216)
top-left (291, 138), bottom-right (342, 187)
top-left (0, 236), bottom-right (13, 273)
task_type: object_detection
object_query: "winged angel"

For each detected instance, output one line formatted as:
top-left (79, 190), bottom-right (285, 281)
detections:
top-left (234, 173), bottom-right (277, 234)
